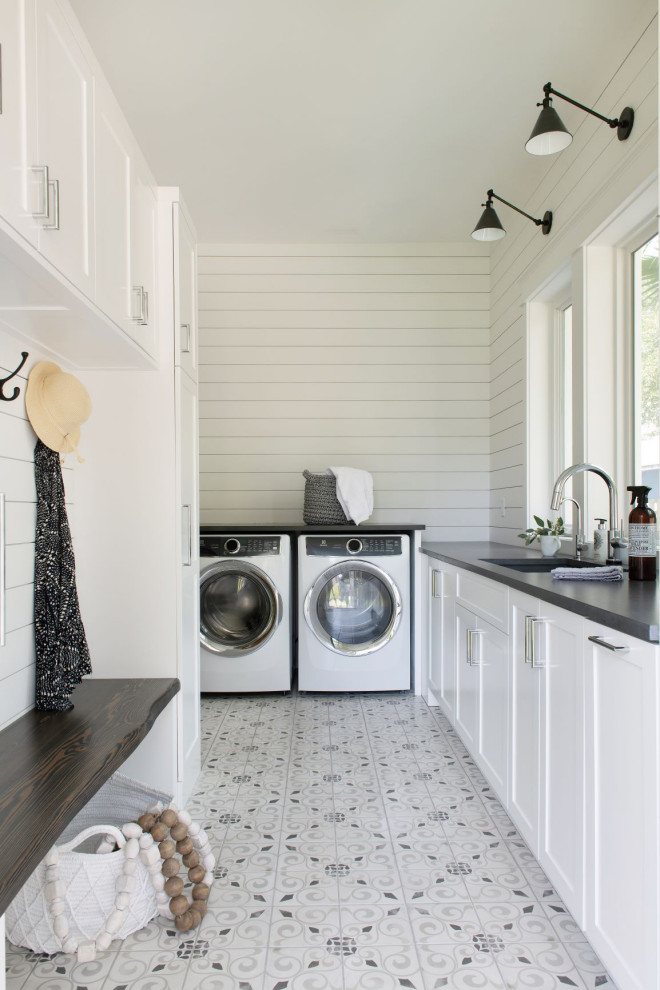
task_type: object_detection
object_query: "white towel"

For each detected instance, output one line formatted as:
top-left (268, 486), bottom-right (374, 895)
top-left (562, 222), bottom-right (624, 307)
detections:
top-left (551, 565), bottom-right (623, 582)
top-left (328, 467), bottom-right (374, 525)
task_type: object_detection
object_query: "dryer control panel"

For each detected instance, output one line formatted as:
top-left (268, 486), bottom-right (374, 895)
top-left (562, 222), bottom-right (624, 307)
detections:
top-left (306, 536), bottom-right (402, 556)
top-left (201, 536), bottom-right (281, 557)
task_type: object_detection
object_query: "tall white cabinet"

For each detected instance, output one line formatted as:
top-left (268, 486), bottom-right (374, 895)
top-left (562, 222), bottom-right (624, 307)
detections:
top-left (162, 190), bottom-right (201, 802)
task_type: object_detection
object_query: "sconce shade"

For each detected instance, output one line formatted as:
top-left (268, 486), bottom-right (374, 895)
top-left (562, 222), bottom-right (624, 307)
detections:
top-left (526, 103), bottom-right (573, 155)
top-left (471, 204), bottom-right (506, 242)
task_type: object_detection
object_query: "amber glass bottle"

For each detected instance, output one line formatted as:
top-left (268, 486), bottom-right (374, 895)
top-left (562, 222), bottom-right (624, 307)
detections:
top-left (627, 485), bottom-right (657, 581)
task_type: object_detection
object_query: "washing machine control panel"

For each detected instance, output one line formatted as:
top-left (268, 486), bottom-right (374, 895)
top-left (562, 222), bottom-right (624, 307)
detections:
top-left (200, 536), bottom-right (281, 557)
top-left (306, 536), bottom-right (402, 556)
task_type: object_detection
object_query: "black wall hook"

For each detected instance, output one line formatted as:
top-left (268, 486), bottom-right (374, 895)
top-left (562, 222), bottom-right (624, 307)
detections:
top-left (0, 352), bottom-right (29, 401)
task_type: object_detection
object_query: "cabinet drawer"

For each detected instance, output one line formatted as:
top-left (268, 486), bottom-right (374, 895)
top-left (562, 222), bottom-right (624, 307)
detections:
top-left (456, 570), bottom-right (508, 633)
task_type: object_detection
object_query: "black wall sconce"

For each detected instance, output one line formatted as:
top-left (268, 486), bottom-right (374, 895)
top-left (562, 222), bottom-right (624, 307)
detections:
top-left (526, 81), bottom-right (634, 155)
top-left (471, 189), bottom-right (553, 242)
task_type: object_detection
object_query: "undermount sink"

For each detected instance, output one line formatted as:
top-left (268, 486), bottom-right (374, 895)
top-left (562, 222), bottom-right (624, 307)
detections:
top-left (480, 556), bottom-right (606, 573)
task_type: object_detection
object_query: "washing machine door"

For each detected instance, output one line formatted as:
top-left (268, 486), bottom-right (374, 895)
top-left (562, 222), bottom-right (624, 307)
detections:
top-left (200, 560), bottom-right (282, 658)
top-left (304, 560), bottom-right (402, 656)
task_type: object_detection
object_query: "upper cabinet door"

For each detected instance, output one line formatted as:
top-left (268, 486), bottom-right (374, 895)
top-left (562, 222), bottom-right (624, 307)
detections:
top-left (93, 77), bottom-right (132, 336)
top-left (128, 156), bottom-right (157, 360)
top-left (0, 0), bottom-right (38, 246)
top-left (31, 0), bottom-right (94, 295)
top-left (174, 203), bottom-right (197, 378)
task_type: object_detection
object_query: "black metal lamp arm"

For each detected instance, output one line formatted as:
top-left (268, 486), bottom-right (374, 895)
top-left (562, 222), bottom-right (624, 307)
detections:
top-left (543, 81), bottom-right (619, 128)
top-left (487, 190), bottom-right (544, 227)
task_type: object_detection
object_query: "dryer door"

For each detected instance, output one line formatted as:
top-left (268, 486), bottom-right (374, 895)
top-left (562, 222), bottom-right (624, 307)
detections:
top-left (305, 560), bottom-right (402, 656)
top-left (200, 560), bottom-right (282, 658)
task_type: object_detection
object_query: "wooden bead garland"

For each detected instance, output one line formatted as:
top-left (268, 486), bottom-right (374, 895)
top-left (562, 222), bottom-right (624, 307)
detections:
top-left (141, 803), bottom-right (215, 932)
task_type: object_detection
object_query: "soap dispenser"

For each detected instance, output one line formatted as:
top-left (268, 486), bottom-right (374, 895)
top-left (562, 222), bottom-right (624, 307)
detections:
top-left (627, 485), bottom-right (657, 581)
top-left (593, 518), bottom-right (608, 563)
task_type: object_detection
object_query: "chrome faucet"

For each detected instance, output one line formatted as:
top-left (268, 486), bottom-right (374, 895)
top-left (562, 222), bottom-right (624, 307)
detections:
top-left (551, 463), bottom-right (619, 562)
top-left (560, 496), bottom-right (586, 558)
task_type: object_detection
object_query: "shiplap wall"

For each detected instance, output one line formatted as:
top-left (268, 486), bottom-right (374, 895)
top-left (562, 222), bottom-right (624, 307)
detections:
top-left (489, 12), bottom-right (657, 543)
top-left (0, 329), bottom-right (79, 729)
top-left (197, 244), bottom-right (490, 541)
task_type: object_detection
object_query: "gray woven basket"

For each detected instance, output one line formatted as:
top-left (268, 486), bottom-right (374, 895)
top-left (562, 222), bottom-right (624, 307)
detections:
top-left (303, 470), bottom-right (352, 525)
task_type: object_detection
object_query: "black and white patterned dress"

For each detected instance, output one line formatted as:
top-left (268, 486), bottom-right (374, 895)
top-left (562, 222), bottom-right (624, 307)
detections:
top-left (33, 439), bottom-right (92, 711)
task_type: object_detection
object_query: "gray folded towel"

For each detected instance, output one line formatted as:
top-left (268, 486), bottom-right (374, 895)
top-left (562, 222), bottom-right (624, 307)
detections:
top-left (551, 565), bottom-right (623, 582)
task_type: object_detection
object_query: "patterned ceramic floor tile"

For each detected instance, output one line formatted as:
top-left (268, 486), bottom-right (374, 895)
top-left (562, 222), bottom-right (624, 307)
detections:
top-left (269, 904), bottom-right (342, 948)
top-left (493, 941), bottom-right (590, 988)
top-left (6, 692), bottom-right (619, 990)
top-left (407, 902), bottom-right (483, 944)
top-left (105, 947), bottom-right (191, 990)
top-left (417, 943), bottom-right (505, 989)
top-left (342, 944), bottom-right (424, 989)
top-left (474, 901), bottom-right (563, 944)
top-left (564, 941), bottom-right (620, 989)
top-left (262, 946), bottom-right (344, 989)
top-left (184, 946), bottom-right (267, 990)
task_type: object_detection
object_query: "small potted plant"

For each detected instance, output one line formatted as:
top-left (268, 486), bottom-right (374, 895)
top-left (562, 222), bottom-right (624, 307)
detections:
top-left (518, 515), bottom-right (565, 556)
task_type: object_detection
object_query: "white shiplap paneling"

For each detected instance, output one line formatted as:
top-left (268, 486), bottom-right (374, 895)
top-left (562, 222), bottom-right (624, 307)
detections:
top-left (198, 245), bottom-right (490, 540)
top-left (489, 13), bottom-right (657, 543)
top-left (0, 329), bottom-right (77, 728)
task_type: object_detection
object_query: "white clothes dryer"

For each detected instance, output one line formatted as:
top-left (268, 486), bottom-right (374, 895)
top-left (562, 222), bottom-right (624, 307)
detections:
top-left (200, 533), bottom-right (291, 692)
top-left (298, 533), bottom-right (410, 692)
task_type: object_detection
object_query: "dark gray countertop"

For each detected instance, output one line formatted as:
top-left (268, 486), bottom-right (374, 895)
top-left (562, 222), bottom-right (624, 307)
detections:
top-left (421, 541), bottom-right (659, 643)
top-left (201, 524), bottom-right (426, 534)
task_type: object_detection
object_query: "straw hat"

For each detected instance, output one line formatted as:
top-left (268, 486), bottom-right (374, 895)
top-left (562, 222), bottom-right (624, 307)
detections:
top-left (25, 361), bottom-right (92, 455)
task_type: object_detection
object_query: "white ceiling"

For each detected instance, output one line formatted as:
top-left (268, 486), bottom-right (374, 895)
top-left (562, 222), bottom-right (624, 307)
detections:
top-left (70, 0), bottom-right (653, 244)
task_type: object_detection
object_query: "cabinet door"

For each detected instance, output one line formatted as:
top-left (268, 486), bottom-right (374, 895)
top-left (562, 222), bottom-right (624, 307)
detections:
top-left (455, 603), bottom-right (479, 752)
top-left (539, 602), bottom-right (584, 921)
top-left (32, 0), bottom-right (93, 294)
top-left (584, 626), bottom-right (659, 990)
top-left (128, 158), bottom-right (157, 359)
top-left (477, 619), bottom-right (509, 806)
top-left (93, 79), bottom-right (132, 335)
top-left (176, 369), bottom-right (201, 801)
top-left (428, 567), bottom-right (456, 717)
top-left (509, 590), bottom-right (542, 853)
top-left (174, 203), bottom-right (197, 377)
top-left (0, 0), bottom-right (37, 245)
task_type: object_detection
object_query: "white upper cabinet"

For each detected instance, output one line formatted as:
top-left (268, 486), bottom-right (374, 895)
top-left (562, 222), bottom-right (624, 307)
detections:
top-left (29, 0), bottom-right (94, 296)
top-left (0, 0), bottom-right (160, 366)
top-left (93, 77), bottom-right (132, 338)
top-left (127, 156), bottom-right (157, 359)
top-left (173, 202), bottom-right (197, 378)
top-left (0, 0), bottom-right (38, 246)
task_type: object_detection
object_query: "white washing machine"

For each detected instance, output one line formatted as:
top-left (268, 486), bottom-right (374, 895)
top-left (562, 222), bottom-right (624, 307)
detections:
top-left (298, 533), bottom-right (410, 691)
top-left (200, 533), bottom-right (291, 692)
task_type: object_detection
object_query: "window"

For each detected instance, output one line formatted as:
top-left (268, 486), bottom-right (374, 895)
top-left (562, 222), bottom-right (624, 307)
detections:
top-left (557, 303), bottom-right (573, 475)
top-left (633, 232), bottom-right (659, 512)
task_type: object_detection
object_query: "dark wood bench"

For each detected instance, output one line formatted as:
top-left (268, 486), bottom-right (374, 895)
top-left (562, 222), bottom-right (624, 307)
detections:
top-left (0, 677), bottom-right (180, 915)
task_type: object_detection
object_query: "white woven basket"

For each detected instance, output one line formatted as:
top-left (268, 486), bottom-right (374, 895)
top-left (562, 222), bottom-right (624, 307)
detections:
top-left (6, 823), bottom-right (158, 957)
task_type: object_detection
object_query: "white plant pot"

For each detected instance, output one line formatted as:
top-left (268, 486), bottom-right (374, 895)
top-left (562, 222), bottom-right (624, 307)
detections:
top-left (539, 535), bottom-right (561, 556)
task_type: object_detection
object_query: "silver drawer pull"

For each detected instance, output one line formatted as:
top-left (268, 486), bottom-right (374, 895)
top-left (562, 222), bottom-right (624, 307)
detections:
top-left (180, 323), bottom-right (191, 354)
top-left (31, 165), bottom-right (50, 219)
top-left (524, 615), bottom-right (545, 668)
top-left (467, 628), bottom-right (482, 666)
top-left (42, 179), bottom-right (59, 229)
top-left (588, 635), bottom-right (630, 653)
top-left (431, 569), bottom-right (443, 598)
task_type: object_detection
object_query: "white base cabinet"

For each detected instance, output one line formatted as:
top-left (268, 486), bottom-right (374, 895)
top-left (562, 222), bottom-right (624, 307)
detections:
top-left (426, 558), bottom-right (659, 990)
top-left (428, 565), bottom-right (457, 717)
top-left (584, 624), bottom-right (659, 990)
